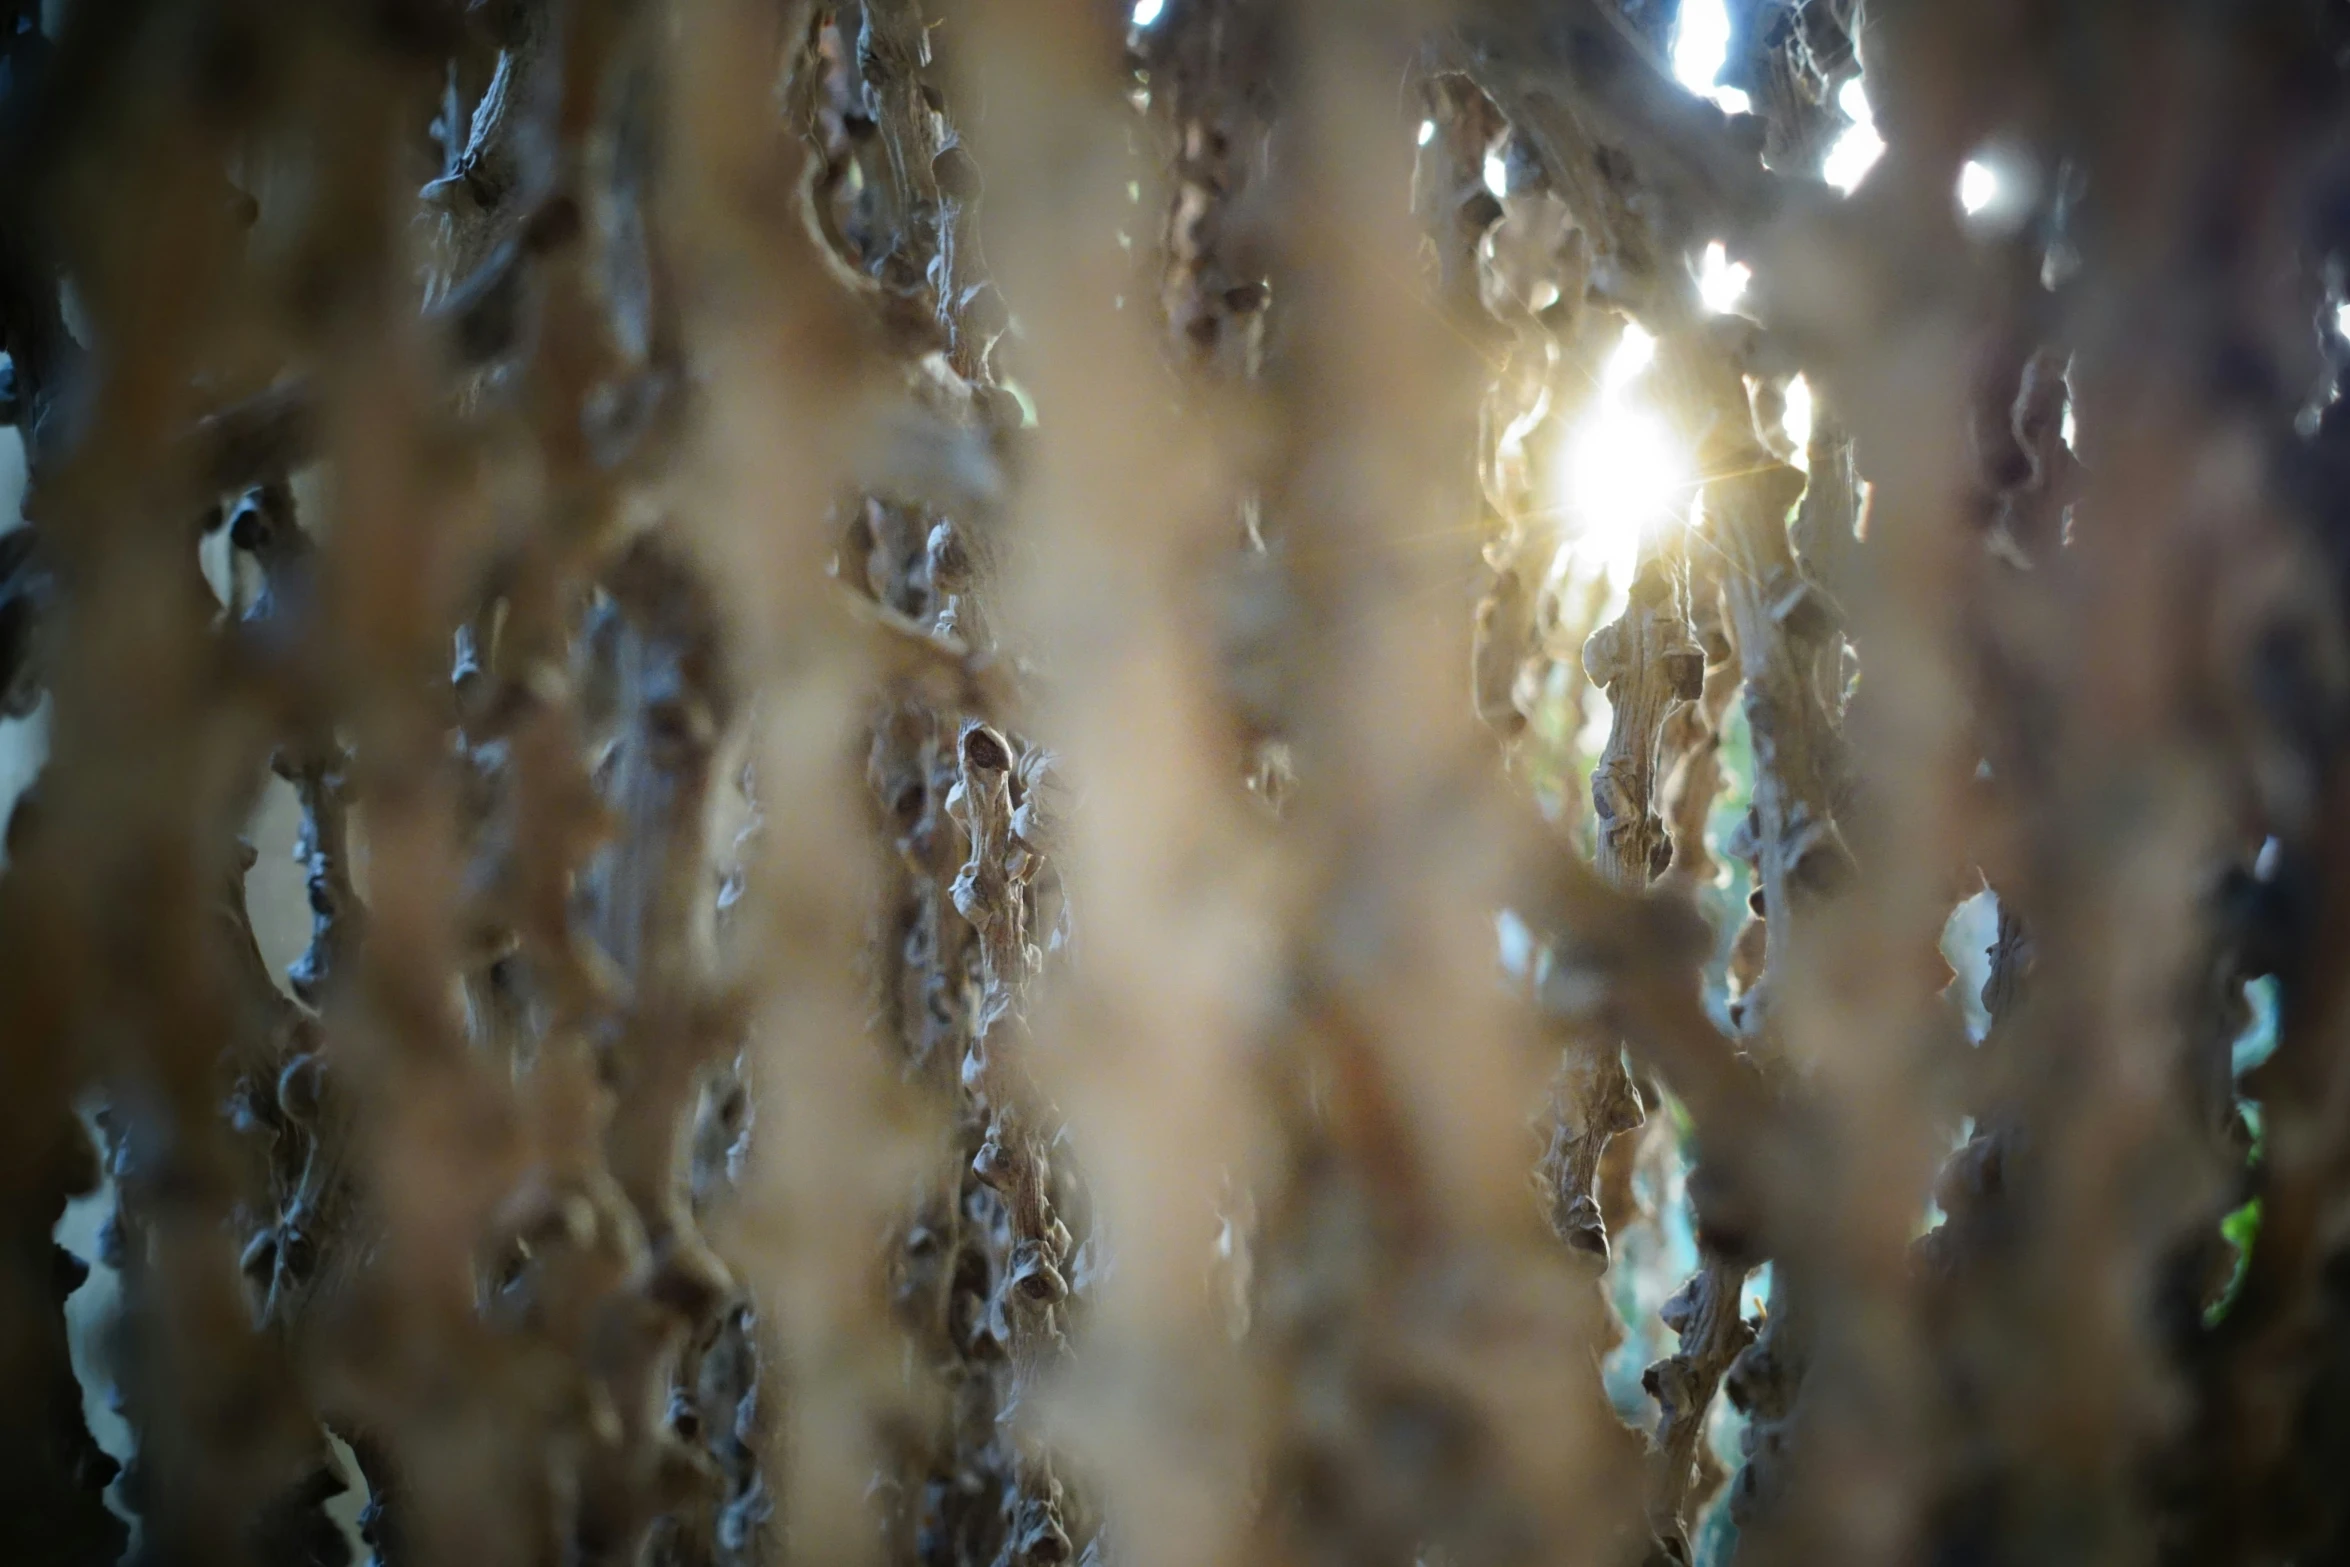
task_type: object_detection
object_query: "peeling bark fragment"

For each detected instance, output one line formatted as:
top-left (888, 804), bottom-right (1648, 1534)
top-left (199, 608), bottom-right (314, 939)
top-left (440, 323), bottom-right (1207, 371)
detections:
top-left (1473, 563), bottom-right (1534, 741)
top-left (949, 718), bottom-right (1031, 1028)
top-left (1657, 558), bottom-right (1737, 894)
top-left (1584, 559), bottom-right (1708, 890)
top-left (1645, 1257), bottom-right (1754, 1561)
top-left (1658, 329), bottom-right (1843, 1017)
top-left (1540, 551), bottom-right (1705, 1264)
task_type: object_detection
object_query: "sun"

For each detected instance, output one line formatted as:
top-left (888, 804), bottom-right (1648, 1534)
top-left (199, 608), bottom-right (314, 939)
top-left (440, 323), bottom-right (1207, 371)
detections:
top-left (1552, 328), bottom-right (1693, 588)
top-left (1566, 408), bottom-right (1684, 569)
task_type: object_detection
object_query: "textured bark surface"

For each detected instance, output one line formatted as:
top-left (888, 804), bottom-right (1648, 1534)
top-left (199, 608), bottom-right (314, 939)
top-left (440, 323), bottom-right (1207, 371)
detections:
top-left (10, 2), bottom-right (2350, 1566)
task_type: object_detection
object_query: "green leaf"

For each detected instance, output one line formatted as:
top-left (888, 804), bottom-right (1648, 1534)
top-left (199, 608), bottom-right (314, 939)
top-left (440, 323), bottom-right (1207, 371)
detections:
top-left (2205, 1198), bottom-right (2261, 1328)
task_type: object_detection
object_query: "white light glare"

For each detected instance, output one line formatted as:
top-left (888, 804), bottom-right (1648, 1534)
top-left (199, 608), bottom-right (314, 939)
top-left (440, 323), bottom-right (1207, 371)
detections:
top-left (1554, 321), bottom-right (1689, 592)
top-left (1699, 240), bottom-right (1750, 315)
top-left (1484, 151), bottom-right (1509, 198)
top-left (1566, 406), bottom-right (1686, 584)
top-left (1418, 118), bottom-right (1436, 147)
top-left (2334, 301), bottom-right (2350, 341)
top-left (1782, 374), bottom-right (1813, 469)
top-left (1131, 0), bottom-right (1165, 26)
top-left (1958, 160), bottom-right (2000, 215)
top-left (1823, 77), bottom-right (1885, 194)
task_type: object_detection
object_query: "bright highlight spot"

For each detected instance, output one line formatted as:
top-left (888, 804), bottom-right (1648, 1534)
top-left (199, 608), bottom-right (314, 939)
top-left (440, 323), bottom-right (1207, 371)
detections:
top-left (1672, 0), bottom-right (1744, 112)
top-left (1713, 87), bottom-right (1752, 115)
top-left (1698, 240), bottom-right (1750, 315)
top-left (1565, 406), bottom-right (1687, 586)
top-left (1782, 374), bottom-right (1813, 471)
top-left (1672, 0), bottom-right (1729, 90)
top-left (1959, 160), bottom-right (2000, 215)
top-left (1130, 0), bottom-right (1164, 26)
top-left (1602, 323), bottom-right (1656, 391)
top-left (1484, 151), bottom-right (1509, 198)
top-left (1823, 77), bottom-right (1885, 194)
top-left (1418, 118), bottom-right (1436, 147)
top-left (1552, 322), bottom-right (1688, 589)
top-left (2333, 301), bottom-right (2350, 341)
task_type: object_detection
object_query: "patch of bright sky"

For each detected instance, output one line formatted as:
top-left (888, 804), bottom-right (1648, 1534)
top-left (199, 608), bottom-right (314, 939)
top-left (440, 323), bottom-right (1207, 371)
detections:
top-left (1484, 150), bottom-right (1509, 198)
top-left (1941, 888), bottom-right (1999, 1043)
top-left (2334, 301), bottom-right (2350, 341)
top-left (1698, 240), bottom-right (1749, 315)
top-left (1495, 908), bottom-right (1536, 983)
top-left (1130, 0), bottom-right (1164, 28)
top-left (1823, 77), bottom-right (1885, 193)
top-left (1671, 0), bottom-right (1748, 113)
top-left (2235, 975), bottom-right (2281, 1076)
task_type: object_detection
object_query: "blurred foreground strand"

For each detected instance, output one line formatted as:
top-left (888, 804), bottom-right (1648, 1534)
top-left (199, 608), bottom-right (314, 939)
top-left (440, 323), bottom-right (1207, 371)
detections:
top-left (4, 1), bottom-right (2350, 1566)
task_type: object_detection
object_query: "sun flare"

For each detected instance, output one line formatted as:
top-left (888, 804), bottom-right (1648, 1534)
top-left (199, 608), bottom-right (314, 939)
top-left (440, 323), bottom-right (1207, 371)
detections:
top-left (1548, 322), bottom-right (1694, 589)
top-left (1556, 361), bottom-right (1690, 592)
